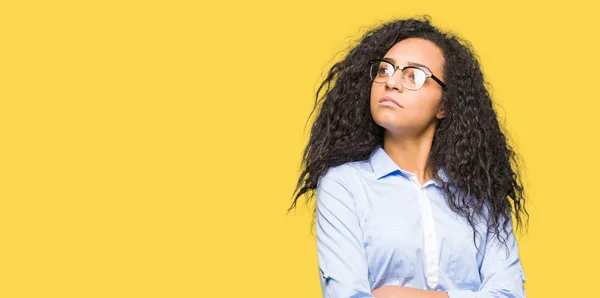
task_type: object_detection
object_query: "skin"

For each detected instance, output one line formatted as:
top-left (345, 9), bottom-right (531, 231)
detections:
top-left (370, 37), bottom-right (447, 186)
top-left (372, 286), bottom-right (449, 298)
top-left (369, 38), bottom-right (449, 298)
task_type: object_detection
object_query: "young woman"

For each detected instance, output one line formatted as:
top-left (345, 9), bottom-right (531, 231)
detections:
top-left (290, 16), bottom-right (528, 298)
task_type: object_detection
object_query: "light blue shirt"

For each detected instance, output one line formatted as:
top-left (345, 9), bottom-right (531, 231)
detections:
top-left (315, 145), bottom-right (526, 298)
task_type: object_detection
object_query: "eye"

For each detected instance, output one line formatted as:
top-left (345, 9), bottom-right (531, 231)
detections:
top-left (379, 65), bottom-right (393, 75)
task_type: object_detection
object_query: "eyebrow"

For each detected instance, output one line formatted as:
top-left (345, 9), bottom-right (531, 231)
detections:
top-left (383, 57), bottom-right (433, 73)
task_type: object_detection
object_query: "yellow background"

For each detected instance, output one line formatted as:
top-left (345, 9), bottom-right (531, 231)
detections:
top-left (1, 0), bottom-right (598, 297)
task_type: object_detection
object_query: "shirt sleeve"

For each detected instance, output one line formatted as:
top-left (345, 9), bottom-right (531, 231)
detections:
top-left (315, 171), bottom-right (375, 298)
top-left (446, 216), bottom-right (527, 298)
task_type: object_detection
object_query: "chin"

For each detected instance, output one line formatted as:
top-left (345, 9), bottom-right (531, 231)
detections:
top-left (372, 115), bottom-right (403, 131)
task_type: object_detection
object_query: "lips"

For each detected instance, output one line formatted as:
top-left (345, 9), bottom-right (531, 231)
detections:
top-left (379, 96), bottom-right (402, 108)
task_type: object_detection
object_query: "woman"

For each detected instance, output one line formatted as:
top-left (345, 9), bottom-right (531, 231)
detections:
top-left (290, 16), bottom-right (528, 298)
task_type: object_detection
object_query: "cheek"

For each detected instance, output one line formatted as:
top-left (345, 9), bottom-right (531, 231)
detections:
top-left (369, 83), bottom-right (379, 101)
top-left (369, 83), bottom-right (382, 111)
top-left (410, 93), bottom-right (443, 122)
top-left (419, 90), bottom-right (443, 112)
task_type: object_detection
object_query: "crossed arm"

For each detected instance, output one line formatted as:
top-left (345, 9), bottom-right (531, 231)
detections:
top-left (371, 286), bottom-right (449, 298)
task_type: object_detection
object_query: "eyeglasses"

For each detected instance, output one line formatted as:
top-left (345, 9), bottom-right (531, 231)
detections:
top-left (368, 59), bottom-right (446, 91)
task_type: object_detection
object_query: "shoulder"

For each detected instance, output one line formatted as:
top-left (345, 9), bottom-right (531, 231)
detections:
top-left (317, 160), bottom-right (370, 189)
top-left (316, 160), bottom-right (372, 204)
top-left (315, 162), bottom-right (367, 213)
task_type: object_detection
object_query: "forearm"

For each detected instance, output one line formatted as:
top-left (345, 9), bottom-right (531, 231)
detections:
top-left (372, 286), bottom-right (449, 298)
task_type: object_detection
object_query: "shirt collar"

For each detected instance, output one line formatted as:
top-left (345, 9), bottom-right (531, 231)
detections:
top-left (369, 145), bottom-right (448, 187)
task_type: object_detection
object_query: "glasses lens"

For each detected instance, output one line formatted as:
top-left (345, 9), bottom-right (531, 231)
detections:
top-left (370, 61), bottom-right (393, 83)
top-left (402, 67), bottom-right (427, 90)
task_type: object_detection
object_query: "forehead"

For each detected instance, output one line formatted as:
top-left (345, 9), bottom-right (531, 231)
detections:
top-left (383, 38), bottom-right (444, 75)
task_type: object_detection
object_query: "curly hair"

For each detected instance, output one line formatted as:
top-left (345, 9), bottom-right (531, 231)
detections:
top-left (289, 15), bottom-right (528, 251)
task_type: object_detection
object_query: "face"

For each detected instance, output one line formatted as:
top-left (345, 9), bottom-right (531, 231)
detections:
top-left (370, 38), bottom-right (446, 136)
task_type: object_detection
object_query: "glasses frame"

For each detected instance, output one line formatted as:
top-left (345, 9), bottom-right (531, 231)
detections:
top-left (368, 59), bottom-right (446, 90)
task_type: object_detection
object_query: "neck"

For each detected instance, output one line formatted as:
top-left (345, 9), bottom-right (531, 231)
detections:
top-left (383, 124), bottom-right (436, 186)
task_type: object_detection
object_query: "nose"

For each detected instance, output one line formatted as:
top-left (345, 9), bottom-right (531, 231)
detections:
top-left (385, 69), bottom-right (404, 92)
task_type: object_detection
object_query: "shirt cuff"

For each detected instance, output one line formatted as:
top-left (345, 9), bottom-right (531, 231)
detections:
top-left (446, 289), bottom-right (475, 298)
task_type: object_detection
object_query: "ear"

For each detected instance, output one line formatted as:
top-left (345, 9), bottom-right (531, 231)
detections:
top-left (436, 103), bottom-right (447, 120)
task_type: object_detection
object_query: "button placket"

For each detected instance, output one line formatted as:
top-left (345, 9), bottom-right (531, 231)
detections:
top-left (411, 179), bottom-right (440, 289)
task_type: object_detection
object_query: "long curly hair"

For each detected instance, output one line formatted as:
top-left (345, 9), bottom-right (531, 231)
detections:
top-left (290, 15), bottom-right (528, 250)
